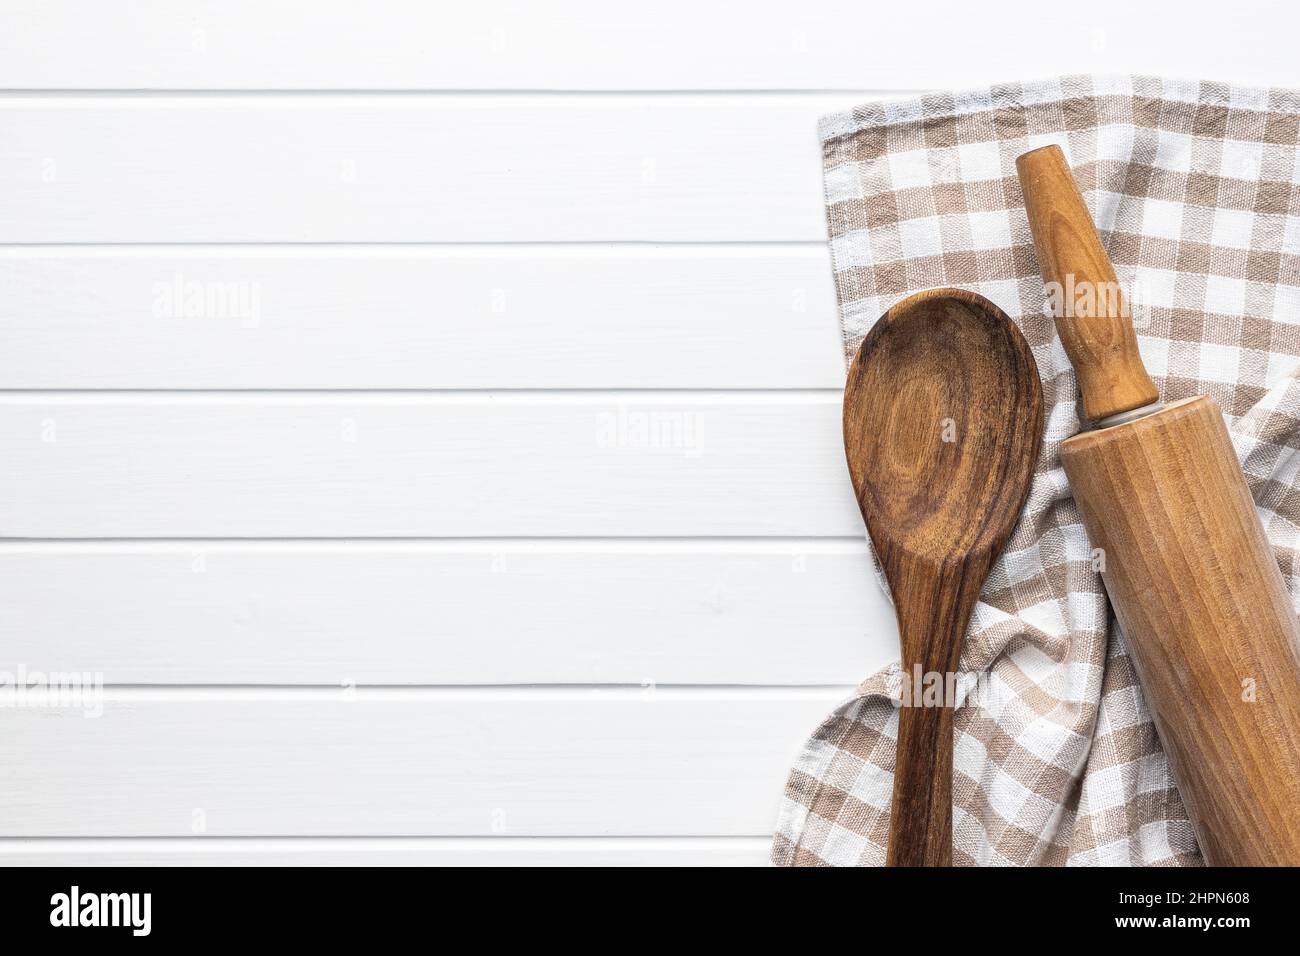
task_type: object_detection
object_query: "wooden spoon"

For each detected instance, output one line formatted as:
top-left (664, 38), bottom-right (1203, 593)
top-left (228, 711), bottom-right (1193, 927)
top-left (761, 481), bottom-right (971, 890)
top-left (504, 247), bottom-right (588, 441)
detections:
top-left (843, 288), bottom-right (1043, 867)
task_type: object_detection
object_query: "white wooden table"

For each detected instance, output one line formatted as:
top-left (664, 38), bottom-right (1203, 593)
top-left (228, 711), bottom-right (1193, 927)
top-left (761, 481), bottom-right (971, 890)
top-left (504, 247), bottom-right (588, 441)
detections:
top-left (0, 0), bottom-right (1292, 866)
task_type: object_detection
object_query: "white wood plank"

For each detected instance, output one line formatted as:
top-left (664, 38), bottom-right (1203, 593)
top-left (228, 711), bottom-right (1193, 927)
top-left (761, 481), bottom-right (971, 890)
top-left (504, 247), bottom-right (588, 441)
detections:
top-left (0, 836), bottom-right (772, 867)
top-left (1, 0), bottom-right (1294, 90)
top-left (0, 245), bottom-right (845, 389)
top-left (0, 690), bottom-right (849, 836)
top-left (0, 393), bottom-right (862, 537)
top-left (0, 94), bottom-right (857, 243)
top-left (0, 540), bottom-right (896, 685)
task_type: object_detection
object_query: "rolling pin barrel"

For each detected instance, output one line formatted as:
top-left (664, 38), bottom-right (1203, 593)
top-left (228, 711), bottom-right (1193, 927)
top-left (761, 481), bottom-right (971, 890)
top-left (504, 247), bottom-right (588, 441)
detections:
top-left (1062, 399), bottom-right (1300, 865)
top-left (1018, 145), bottom-right (1300, 865)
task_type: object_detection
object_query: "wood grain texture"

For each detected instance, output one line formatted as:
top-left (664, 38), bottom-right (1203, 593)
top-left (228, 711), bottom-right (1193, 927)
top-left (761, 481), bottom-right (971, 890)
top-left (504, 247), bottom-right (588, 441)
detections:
top-left (1062, 396), bottom-right (1300, 866)
top-left (844, 289), bottom-right (1043, 865)
top-left (0, 691), bottom-right (846, 836)
top-left (0, 394), bottom-right (862, 538)
top-left (1016, 145), bottom-right (1158, 422)
top-left (0, 245), bottom-right (843, 389)
top-left (0, 94), bottom-right (859, 243)
top-left (0, 541), bottom-right (895, 684)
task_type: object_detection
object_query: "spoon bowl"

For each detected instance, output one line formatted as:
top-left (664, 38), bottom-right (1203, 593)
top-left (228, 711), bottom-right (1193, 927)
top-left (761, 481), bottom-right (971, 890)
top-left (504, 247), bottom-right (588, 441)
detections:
top-left (844, 287), bottom-right (1042, 866)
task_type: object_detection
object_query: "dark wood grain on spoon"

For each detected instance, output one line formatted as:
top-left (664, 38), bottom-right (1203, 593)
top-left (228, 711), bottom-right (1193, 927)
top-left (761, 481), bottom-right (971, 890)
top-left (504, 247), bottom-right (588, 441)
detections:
top-left (844, 288), bottom-right (1043, 867)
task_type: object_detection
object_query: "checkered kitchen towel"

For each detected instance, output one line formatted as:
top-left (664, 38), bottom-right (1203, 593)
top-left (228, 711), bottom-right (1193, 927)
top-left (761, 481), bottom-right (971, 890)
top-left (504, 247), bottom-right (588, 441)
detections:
top-left (773, 75), bottom-right (1300, 866)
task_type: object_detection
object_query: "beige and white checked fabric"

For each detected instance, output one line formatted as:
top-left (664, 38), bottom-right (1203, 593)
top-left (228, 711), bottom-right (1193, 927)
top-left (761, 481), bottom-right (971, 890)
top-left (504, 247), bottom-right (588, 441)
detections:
top-left (773, 75), bottom-right (1300, 867)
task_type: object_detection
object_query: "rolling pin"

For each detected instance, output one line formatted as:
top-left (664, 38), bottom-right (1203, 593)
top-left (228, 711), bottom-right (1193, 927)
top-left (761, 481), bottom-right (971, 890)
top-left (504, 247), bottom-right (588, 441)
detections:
top-left (1017, 145), bottom-right (1300, 866)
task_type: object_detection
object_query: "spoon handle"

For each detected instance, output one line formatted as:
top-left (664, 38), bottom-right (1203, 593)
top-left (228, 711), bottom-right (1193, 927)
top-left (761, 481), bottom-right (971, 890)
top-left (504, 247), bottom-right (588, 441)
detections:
top-left (887, 687), bottom-right (956, 866)
top-left (884, 553), bottom-right (989, 867)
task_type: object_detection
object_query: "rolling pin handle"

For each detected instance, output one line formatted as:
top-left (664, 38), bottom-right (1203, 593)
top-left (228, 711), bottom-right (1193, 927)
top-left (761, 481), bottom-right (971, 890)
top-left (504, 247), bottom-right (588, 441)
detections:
top-left (1016, 145), bottom-right (1160, 422)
